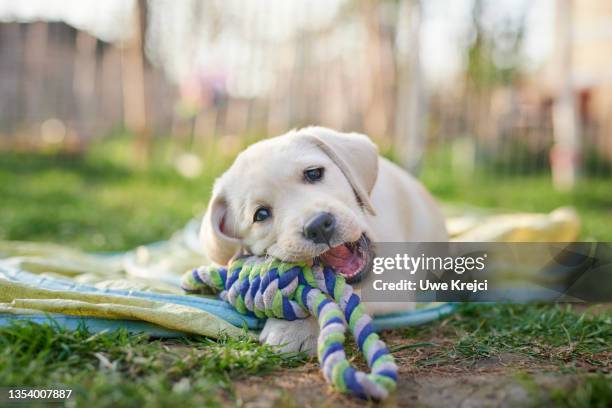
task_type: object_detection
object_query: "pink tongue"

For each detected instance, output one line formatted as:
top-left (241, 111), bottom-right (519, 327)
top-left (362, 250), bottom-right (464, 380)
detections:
top-left (319, 245), bottom-right (364, 277)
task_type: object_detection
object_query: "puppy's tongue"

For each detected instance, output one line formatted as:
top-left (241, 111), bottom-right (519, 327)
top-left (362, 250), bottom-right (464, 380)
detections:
top-left (319, 244), bottom-right (364, 278)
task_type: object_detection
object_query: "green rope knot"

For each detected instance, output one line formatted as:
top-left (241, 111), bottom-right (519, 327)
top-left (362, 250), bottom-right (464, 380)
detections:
top-left (182, 256), bottom-right (398, 400)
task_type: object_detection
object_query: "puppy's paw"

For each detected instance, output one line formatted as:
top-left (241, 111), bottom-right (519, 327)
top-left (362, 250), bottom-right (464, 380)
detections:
top-left (259, 318), bottom-right (319, 356)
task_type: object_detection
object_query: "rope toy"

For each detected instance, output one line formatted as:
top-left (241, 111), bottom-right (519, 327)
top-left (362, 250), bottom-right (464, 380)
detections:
top-left (181, 256), bottom-right (398, 400)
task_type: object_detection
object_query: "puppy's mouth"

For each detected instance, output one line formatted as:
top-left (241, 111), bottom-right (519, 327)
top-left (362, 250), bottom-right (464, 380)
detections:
top-left (317, 234), bottom-right (373, 283)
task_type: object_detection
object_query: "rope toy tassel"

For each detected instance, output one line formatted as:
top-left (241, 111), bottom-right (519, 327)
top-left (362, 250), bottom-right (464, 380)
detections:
top-left (181, 256), bottom-right (398, 400)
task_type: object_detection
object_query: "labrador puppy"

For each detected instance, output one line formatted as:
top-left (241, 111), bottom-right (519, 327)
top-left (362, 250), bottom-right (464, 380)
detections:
top-left (201, 126), bottom-right (448, 354)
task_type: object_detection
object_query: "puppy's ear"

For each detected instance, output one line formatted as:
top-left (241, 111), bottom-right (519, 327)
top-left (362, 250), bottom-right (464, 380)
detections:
top-left (299, 127), bottom-right (378, 215)
top-left (200, 187), bottom-right (241, 265)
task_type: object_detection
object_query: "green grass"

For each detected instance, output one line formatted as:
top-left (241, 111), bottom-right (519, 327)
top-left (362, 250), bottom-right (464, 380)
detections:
top-left (0, 138), bottom-right (610, 405)
top-left (547, 374), bottom-right (612, 408)
top-left (401, 304), bottom-right (611, 367)
top-left (0, 322), bottom-right (305, 407)
top-left (1, 138), bottom-right (610, 250)
top-left (420, 148), bottom-right (612, 241)
top-left (0, 138), bottom-right (233, 251)
top-left (454, 304), bottom-right (610, 364)
top-left (517, 371), bottom-right (612, 408)
top-left (398, 304), bottom-right (611, 405)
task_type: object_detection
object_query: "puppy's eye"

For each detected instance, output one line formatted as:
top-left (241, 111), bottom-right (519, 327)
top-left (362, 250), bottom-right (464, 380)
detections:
top-left (253, 207), bottom-right (272, 223)
top-left (304, 167), bottom-right (324, 183)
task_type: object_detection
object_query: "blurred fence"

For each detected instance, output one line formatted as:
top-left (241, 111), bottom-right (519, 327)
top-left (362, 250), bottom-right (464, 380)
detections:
top-left (0, 0), bottom-right (610, 178)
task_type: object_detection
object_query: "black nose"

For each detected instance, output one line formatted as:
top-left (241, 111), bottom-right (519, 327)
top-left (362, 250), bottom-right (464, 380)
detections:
top-left (303, 212), bottom-right (336, 244)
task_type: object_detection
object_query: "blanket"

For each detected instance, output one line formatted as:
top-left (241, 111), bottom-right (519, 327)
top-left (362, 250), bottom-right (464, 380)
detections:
top-left (0, 207), bottom-right (580, 338)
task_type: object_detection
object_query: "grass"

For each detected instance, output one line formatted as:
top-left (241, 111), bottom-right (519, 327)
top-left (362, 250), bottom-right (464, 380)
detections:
top-left (0, 137), bottom-right (610, 406)
top-left (401, 304), bottom-right (611, 368)
top-left (516, 371), bottom-right (612, 408)
top-left (1, 137), bottom-right (610, 250)
top-left (395, 304), bottom-right (611, 406)
top-left (0, 322), bottom-right (305, 407)
top-left (0, 138), bottom-right (232, 251)
top-left (547, 374), bottom-right (612, 408)
top-left (420, 147), bottom-right (612, 241)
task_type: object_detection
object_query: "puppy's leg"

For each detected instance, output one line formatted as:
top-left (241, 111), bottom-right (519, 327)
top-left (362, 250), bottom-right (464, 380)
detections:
top-left (259, 317), bottom-right (319, 355)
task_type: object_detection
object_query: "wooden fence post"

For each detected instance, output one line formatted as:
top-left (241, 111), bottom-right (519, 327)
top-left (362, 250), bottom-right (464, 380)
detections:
top-left (551, 0), bottom-right (580, 190)
top-left (395, 0), bottom-right (426, 173)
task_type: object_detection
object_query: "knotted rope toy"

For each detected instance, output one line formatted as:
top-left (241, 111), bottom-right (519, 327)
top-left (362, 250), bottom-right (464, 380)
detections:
top-left (181, 256), bottom-right (398, 400)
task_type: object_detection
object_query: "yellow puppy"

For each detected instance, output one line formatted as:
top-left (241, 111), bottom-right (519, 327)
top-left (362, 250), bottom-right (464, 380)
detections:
top-left (201, 126), bottom-right (448, 353)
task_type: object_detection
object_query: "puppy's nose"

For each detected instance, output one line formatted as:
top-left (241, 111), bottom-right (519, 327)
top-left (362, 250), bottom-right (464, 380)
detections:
top-left (303, 212), bottom-right (336, 244)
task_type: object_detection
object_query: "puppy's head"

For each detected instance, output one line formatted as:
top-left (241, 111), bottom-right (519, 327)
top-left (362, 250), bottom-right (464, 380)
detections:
top-left (200, 127), bottom-right (378, 282)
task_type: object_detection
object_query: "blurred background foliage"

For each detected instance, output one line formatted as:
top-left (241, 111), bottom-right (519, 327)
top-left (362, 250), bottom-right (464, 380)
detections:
top-left (0, 0), bottom-right (610, 249)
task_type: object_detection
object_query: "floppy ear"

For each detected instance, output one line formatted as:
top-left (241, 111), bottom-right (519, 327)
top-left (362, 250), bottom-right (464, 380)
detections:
top-left (299, 127), bottom-right (379, 215)
top-left (200, 187), bottom-right (241, 265)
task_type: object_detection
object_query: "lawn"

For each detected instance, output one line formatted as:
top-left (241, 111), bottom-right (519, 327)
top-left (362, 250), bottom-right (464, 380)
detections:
top-left (0, 138), bottom-right (610, 407)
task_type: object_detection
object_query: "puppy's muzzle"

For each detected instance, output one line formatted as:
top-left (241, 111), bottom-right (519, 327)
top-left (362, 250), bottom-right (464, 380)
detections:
top-left (303, 212), bottom-right (336, 244)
